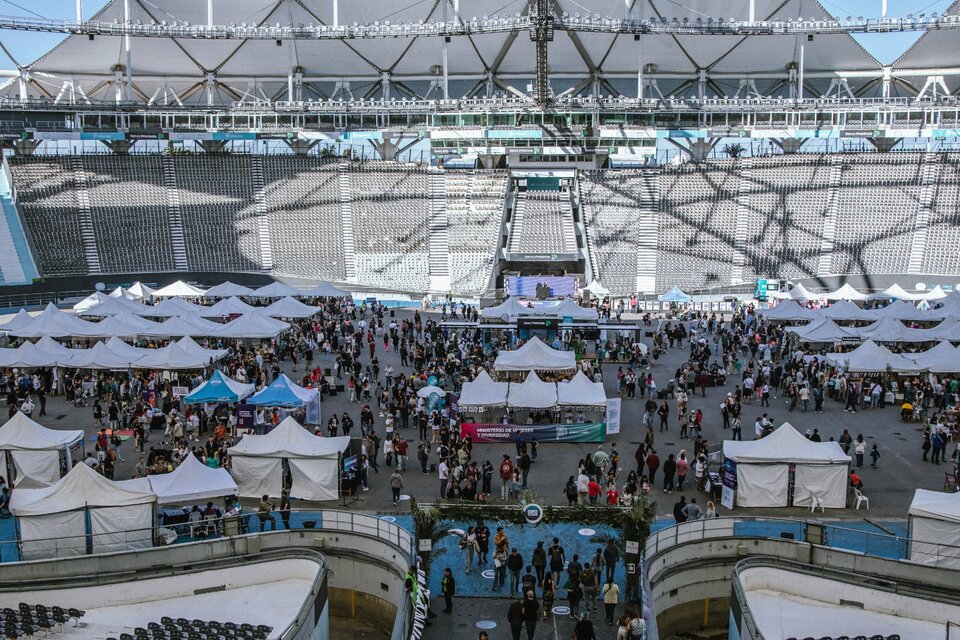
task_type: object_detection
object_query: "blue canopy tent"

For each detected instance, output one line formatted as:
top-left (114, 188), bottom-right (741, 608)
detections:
top-left (247, 374), bottom-right (321, 424)
top-left (658, 286), bottom-right (693, 303)
top-left (183, 370), bottom-right (254, 404)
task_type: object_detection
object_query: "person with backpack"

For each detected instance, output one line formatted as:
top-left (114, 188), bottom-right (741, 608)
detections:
top-left (580, 562), bottom-right (598, 614)
top-left (531, 541), bottom-right (547, 586)
top-left (548, 537), bottom-right (566, 586)
top-left (499, 454), bottom-right (514, 501)
top-left (564, 575), bottom-right (584, 620)
top-left (564, 475), bottom-right (579, 506)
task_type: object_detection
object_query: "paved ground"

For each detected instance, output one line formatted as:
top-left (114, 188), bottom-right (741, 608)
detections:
top-left (10, 309), bottom-right (944, 521)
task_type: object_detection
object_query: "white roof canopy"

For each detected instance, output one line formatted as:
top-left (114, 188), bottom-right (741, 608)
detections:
top-left (262, 297), bottom-right (322, 318)
top-left (909, 489), bottom-right (960, 523)
top-left (228, 416), bottom-right (348, 458)
top-left (856, 316), bottom-right (932, 343)
top-left (219, 313), bottom-right (290, 338)
top-left (0, 412), bottom-right (83, 451)
top-left (823, 283), bottom-right (869, 301)
top-left (757, 300), bottom-right (818, 322)
top-left (253, 281), bottom-right (301, 298)
top-left (494, 336), bottom-right (577, 372)
top-left (11, 462), bottom-right (155, 516)
top-left (457, 370), bottom-right (509, 408)
top-left (151, 281), bottom-right (207, 298)
top-left (557, 371), bottom-right (607, 406)
top-left (148, 454), bottom-right (239, 504)
top-left (198, 297), bottom-right (259, 317)
top-left (481, 298), bottom-right (533, 322)
top-left (141, 297), bottom-right (207, 317)
top-left (819, 300), bottom-right (877, 322)
top-left (787, 318), bottom-right (857, 343)
top-left (911, 341), bottom-right (960, 373)
top-left (826, 339), bottom-right (923, 373)
top-left (300, 282), bottom-right (350, 298)
top-left (507, 371), bottom-right (558, 409)
top-left (724, 422), bottom-right (851, 464)
top-left (202, 281), bottom-right (257, 298)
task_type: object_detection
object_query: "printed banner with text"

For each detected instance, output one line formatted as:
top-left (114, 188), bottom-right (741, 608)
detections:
top-left (460, 421), bottom-right (607, 443)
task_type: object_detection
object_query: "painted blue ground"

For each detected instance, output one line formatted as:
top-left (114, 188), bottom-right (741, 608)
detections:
top-left (732, 520), bottom-right (908, 559)
top-left (424, 520), bottom-right (627, 599)
top-left (0, 168), bottom-right (38, 284)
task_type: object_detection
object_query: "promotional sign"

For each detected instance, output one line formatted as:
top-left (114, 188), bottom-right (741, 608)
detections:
top-left (305, 393), bottom-right (321, 425)
top-left (605, 398), bottom-right (622, 435)
top-left (236, 403), bottom-right (255, 432)
top-left (460, 422), bottom-right (606, 443)
top-left (522, 503), bottom-right (544, 525)
top-left (721, 458), bottom-right (737, 510)
top-left (172, 386), bottom-right (189, 398)
top-left (342, 455), bottom-right (358, 472)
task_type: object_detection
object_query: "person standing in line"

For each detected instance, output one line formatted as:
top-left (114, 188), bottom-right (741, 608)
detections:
top-left (438, 458), bottom-right (450, 498)
top-left (662, 453), bottom-right (677, 493)
top-left (493, 546), bottom-right (508, 592)
top-left (645, 448), bottom-right (660, 486)
top-left (507, 597), bottom-right (524, 640)
top-left (507, 547), bottom-right (525, 594)
top-left (279, 489), bottom-right (291, 529)
top-left (601, 577), bottom-right (620, 626)
top-left (602, 540), bottom-right (619, 583)
top-left (676, 451), bottom-right (689, 492)
top-left (440, 567), bottom-right (456, 614)
top-left (854, 434), bottom-right (866, 468)
top-left (500, 454), bottom-right (515, 501)
top-left (532, 541), bottom-right (547, 586)
top-left (521, 591), bottom-right (540, 640)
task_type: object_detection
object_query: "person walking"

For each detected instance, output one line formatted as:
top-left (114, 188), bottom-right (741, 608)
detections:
top-left (507, 548), bottom-right (525, 594)
top-left (461, 526), bottom-right (477, 574)
top-left (493, 546), bottom-right (508, 592)
top-left (870, 444), bottom-right (880, 469)
top-left (499, 455), bottom-right (514, 501)
top-left (441, 567), bottom-right (456, 614)
top-left (580, 562), bottom-right (598, 614)
top-left (602, 540), bottom-right (619, 583)
top-left (548, 537), bottom-right (566, 586)
top-left (279, 490), bottom-right (291, 529)
top-left (565, 575), bottom-right (584, 619)
top-left (541, 572), bottom-right (555, 620)
top-left (854, 434), bottom-right (866, 468)
top-left (601, 577), bottom-right (620, 625)
top-left (532, 541), bottom-right (547, 586)
top-left (390, 469), bottom-right (403, 506)
top-left (521, 590), bottom-right (540, 640)
top-left (646, 449), bottom-right (660, 486)
top-left (662, 453), bottom-right (676, 493)
top-left (507, 598), bottom-right (524, 640)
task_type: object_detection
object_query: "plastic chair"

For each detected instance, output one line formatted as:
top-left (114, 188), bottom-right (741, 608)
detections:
top-left (854, 488), bottom-right (870, 510)
top-left (809, 494), bottom-right (824, 513)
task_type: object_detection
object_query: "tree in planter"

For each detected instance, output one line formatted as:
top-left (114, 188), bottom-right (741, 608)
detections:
top-left (723, 143), bottom-right (746, 159)
top-left (410, 492), bottom-right (656, 602)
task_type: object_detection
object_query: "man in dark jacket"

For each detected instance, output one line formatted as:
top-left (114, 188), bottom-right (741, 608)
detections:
top-left (673, 495), bottom-right (688, 523)
top-left (520, 590), bottom-right (540, 640)
top-left (440, 567), bottom-right (456, 613)
top-left (507, 598), bottom-right (525, 640)
top-left (507, 548), bottom-right (525, 593)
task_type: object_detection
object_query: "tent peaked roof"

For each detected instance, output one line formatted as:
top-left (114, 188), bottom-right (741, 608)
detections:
top-left (658, 286), bottom-right (692, 302)
top-left (494, 336), bottom-right (577, 372)
top-left (127, 282), bottom-right (154, 300)
top-left (911, 341), bottom-right (960, 373)
top-left (876, 299), bottom-right (940, 322)
top-left (109, 286), bottom-right (138, 301)
top-left (857, 315), bottom-right (931, 343)
top-left (457, 369), bottom-right (509, 408)
top-left (507, 371), bottom-right (558, 409)
top-left (199, 296), bottom-right (259, 317)
top-left (248, 373), bottom-right (318, 407)
top-left (870, 283), bottom-right (925, 301)
top-left (0, 411), bottom-right (83, 451)
top-left (253, 281), bottom-right (300, 298)
top-left (820, 300), bottom-right (877, 322)
top-left (758, 300), bottom-right (817, 322)
top-left (539, 297), bottom-right (599, 321)
top-left (909, 488), bottom-right (960, 523)
top-left (826, 339), bottom-right (923, 373)
top-left (301, 282), bottom-right (350, 298)
top-left (9, 303), bottom-right (98, 338)
top-left (80, 295), bottom-right (145, 317)
top-left (11, 462), bottom-right (155, 516)
top-left (583, 280), bottom-right (610, 296)
top-left (68, 341), bottom-right (141, 369)
top-left (184, 370), bottom-right (255, 404)
top-left (228, 416), bottom-right (348, 458)
top-left (72, 292), bottom-right (110, 314)
top-left (788, 318), bottom-right (857, 343)
top-left (263, 296), bottom-right (322, 318)
top-left (144, 297), bottom-right (206, 318)
top-left (923, 285), bottom-right (949, 301)
top-left (824, 283), bottom-right (869, 301)
top-left (220, 313), bottom-right (290, 339)
top-left (152, 280), bottom-right (207, 298)
top-left (134, 342), bottom-right (223, 370)
top-left (202, 281), bottom-right (257, 298)
top-left (557, 370), bottom-right (607, 406)
top-left (148, 453), bottom-right (239, 504)
top-left (927, 317), bottom-right (960, 341)
top-left (0, 309), bottom-right (34, 332)
top-left (480, 298), bottom-right (534, 321)
top-left (723, 422), bottom-right (850, 464)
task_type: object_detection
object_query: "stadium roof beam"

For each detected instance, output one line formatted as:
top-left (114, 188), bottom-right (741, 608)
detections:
top-left (1, 14), bottom-right (958, 39)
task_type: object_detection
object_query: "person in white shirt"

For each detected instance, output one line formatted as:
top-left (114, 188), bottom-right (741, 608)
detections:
top-left (438, 460), bottom-right (450, 498)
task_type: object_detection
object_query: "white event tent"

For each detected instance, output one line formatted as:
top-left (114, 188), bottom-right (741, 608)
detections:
top-left (8, 303), bottom-right (98, 338)
top-left (143, 297), bottom-right (207, 318)
top-left (824, 283), bottom-right (869, 301)
top-left (557, 371), bottom-right (607, 407)
top-left (79, 295), bottom-right (145, 317)
top-left (198, 296), bottom-right (259, 317)
top-left (0, 412), bottom-right (83, 488)
top-left (819, 300), bottom-right (877, 322)
top-left (910, 341), bottom-right (960, 373)
top-left (758, 300), bottom-right (818, 322)
top-left (457, 370), bottom-right (509, 410)
top-left (228, 417), bottom-right (349, 501)
top-left (826, 340), bottom-right (924, 373)
top-left (723, 423), bottom-right (851, 508)
top-left (11, 463), bottom-right (156, 560)
top-left (220, 313), bottom-right (290, 339)
top-left (506, 371), bottom-right (558, 409)
top-left (202, 281), bottom-right (257, 298)
top-left (253, 281), bottom-right (300, 298)
top-left (126, 282), bottom-right (155, 300)
top-left (263, 296), bottom-right (322, 318)
top-left (0, 309), bottom-right (34, 332)
top-left (152, 280), bottom-right (207, 298)
top-left (148, 454), bottom-right (239, 504)
top-left (480, 298), bottom-right (532, 322)
top-left (876, 299), bottom-right (942, 322)
top-left (869, 283), bottom-right (925, 301)
top-left (494, 336), bottom-right (577, 373)
top-left (908, 489), bottom-right (960, 569)
top-left (856, 316), bottom-right (932, 343)
top-left (787, 318), bottom-right (858, 343)
top-left (300, 282), bottom-right (350, 298)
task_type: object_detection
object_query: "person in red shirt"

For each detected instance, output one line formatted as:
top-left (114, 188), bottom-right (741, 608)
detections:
top-left (645, 449), bottom-right (660, 486)
top-left (499, 454), bottom-right (514, 501)
top-left (605, 484), bottom-right (620, 505)
top-left (587, 479), bottom-right (602, 504)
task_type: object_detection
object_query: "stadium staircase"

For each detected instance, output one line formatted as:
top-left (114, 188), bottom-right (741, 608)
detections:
top-left (337, 162), bottom-right (357, 281)
top-left (635, 171), bottom-right (659, 293)
top-left (428, 170), bottom-right (450, 293)
top-left (0, 162), bottom-right (38, 284)
top-left (731, 158), bottom-right (752, 285)
top-left (908, 151), bottom-right (941, 274)
top-left (69, 156), bottom-right (101, 275)
top-left (161, 155), bottom-right (189, 271)
top-left (818, 155), bottom-right (842, 276)
top-left (250, 156), bottom-right (274, 272)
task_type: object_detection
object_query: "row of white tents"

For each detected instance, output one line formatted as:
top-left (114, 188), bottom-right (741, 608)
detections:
top-left (88, 279), bottom-right (350, 302)
top-left (2, 302), bottom-right (292, 340)
top-left (772, 282), bottom-right (954, 303)
top-left (75, 294), bottom-right (324, 320)
top-left (480, 297), bottom-right (599, 323)
top-left (5, 414), bottom-right (347, 560)
top-left (822, 339), bottom-right (960, 374)
top-left (458, 370), bottom-right (606, 410)
top-left (764, 298), bottom-right (960, 325)
top-left (0, 335), bottom-right (228, 370)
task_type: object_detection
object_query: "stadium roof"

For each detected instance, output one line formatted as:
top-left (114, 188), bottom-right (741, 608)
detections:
top-left (892, 0), bottom-right (960, 95)
top-left (2, 0), bottom-right (906, 104)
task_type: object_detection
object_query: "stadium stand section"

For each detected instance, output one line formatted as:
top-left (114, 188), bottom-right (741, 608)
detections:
top-left (261, 156), bottom-right (346, 282)
top-left (0, 167), bottom-right (38, 284)
top-left (444, 170), bottom-right (507, 295)
top-left (656, 161), bottom-right (740, 291)
top-left (7, 151), bottom-right (960, 294)
top-left (507, 187), bottom-right (577, 255)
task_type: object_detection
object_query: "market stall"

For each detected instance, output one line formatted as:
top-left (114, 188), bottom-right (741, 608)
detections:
top-left (0, 412), bottom-right (83, 488)
top-left (908, 489), bottom-right (960, 569)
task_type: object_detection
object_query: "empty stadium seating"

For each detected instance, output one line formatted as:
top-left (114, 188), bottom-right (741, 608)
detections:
top-left (508, 187), bottom-right (577, 254)
top-left (445, 170), bottom-right (507, 294)
top-left (923, 153), bottom-right (960, 275)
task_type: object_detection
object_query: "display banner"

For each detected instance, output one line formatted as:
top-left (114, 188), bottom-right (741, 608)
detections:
top-left (605, 398), bottom-right (622, 435)
top-left (460, 421), bottom-right (606, 443)
top-left (721, 458), bottom-right (737, 510)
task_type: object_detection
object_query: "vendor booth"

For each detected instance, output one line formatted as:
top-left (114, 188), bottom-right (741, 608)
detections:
top-left (457, 370), bottom-right (509, 412)
top-left (227, 416), bottom-right (349, 501)
top-left (184, 370), bottom-right (254, 404)
top-left (0, 412), bottom-right (83, 488)
top-left (148, 454), bottom-right (239, 504)
top-left (494, 336), bottom-right (577, 377)
top-left (248, 374), bottom-right (321, 424)
top-left (908, 489), bottom-right (960, 569)
top-left (723, 423), bottom-right (851, 508)
top-left (10, 463), bottom-right (156, 560)
top-left (826, 340), bottom-right (924, 373)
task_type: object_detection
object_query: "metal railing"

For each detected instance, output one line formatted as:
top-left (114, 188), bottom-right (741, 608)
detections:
top-left (1, 508), bottom-right (414, 564)
top-left (644, 516), bottom-right (960, 566)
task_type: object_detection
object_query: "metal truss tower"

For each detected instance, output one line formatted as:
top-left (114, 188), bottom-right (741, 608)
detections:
top-left (530, 0), bottom-right (554, 108)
